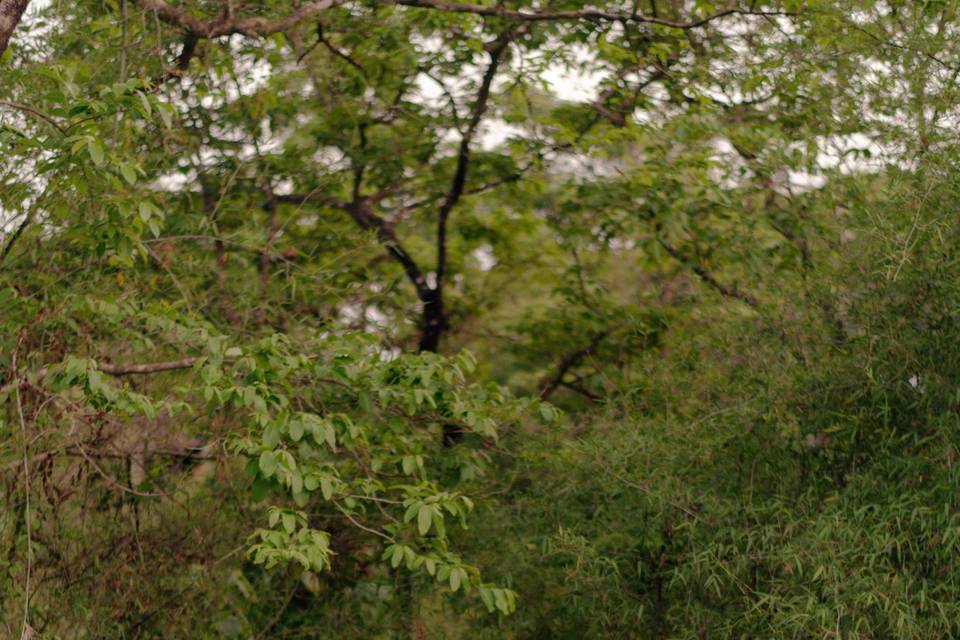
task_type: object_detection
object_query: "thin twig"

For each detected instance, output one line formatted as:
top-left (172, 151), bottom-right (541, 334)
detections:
top-left (659, 239), bottom-right (758, 306)
top-left (333, 501), bottom-right (395, 542)
top-left (254, 583), bottom-right (297, 640)
top-left (12, 341), bottom-right (33, 638)
top-left (0, 100), bottom-right (67, 134)
top-left (0, 211), bottom-right (32, 264)
top-left (74, 442), bottom-right (175, 498)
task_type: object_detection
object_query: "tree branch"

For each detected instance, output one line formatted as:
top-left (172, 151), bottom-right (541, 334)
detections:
top-left (268, 192), bottom-right (432, 302)
top-left (392, 1), bottom-right (796, 30)
top-left (5, 445), bottom-right (215, 472)
top-left (0, 100), bottom-right (67, 134)
top-left (560, 379), bottom-right (602, 402)
top-left (314, 23), bottom-right (367, 76)
top-left (129, 0), bottom-right (793, 41)
top-left (659, 239), bottom-right (758, 306)
top-left (97, 358), bottom-right (198, 375)
top-left (353, 200), bottom-right (432, 302)
top-left (539, 330), bottom-right (610, 399)
top-left (419, 32), bottom-right (513, 352)
top-left (6, 358), bottom-right (355, 393)
top-left (130, 0), bottom-right (342, 38)
top-left (267, 191), bottom-right (350, 211)
top-left (0, 210), bottom-right (31, 264)
top-left (435, 32), bottom-right (512, 296)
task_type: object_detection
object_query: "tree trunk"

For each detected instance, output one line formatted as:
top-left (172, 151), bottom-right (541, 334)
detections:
top-left (417, 288), bottom-right (447, 354)
top-left (0, 0), bottom-right (29, 58)
top-left (417, 289), bottom-right (459, 445)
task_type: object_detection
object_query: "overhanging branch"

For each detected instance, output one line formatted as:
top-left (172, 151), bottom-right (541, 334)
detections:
top-left (268, 192), bottom-right (432, 302)
top-left (130, 0), bottom-right (797, 41)
top-left (131, 0), bottom-right (342, 37)
top-left (392, 1), bottom-right (796, 29)
top-left (659, 239), bottom-right (758, 307)
top-left (539, 330), bottom-right (610, 399)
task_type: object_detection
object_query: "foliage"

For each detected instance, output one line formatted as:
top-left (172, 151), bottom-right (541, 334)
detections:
top-left (5, 0), bottom-right (960, 638)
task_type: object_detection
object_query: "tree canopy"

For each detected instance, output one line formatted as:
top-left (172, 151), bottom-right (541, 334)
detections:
top-left (4, 0), bottom-right (960, 637)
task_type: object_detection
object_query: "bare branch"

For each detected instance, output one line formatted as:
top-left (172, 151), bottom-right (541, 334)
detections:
top-left (314, 23), bottom-right (367, 76)
top-left (419, 32), bottom-right (514, 352)
top-left (267, 192), bottom-right (350, 211)
top-left (5, 358), bottom-right (355, 396)
top-left (560, 380), bottom-right (603, 402)
top-left (392, 0), bottom-right (796, 30)
top-left (0, 100), bottom-right (67, 134)
top-left (129, 0), bottom-right (794, 41)
top-left (0, 211), bottom-right (31, 265)
top-left (659, 239), bottom-right (759, 307)
top-left (97, 358), bottom-right (198, 375)
top-left (352, 200), bottom-right (432, 302)
top-left (131, 0), bottom-right (341, 37)
top-left (268, 192), bottom-right (432, 301)
top-left (5, 445), bottom-right (215, 473)
top-left (539, 330), bottom-right (610, 399)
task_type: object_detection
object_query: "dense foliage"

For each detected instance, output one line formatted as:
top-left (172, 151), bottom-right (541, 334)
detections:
top-left (4, 0), bottom-right (960, 637)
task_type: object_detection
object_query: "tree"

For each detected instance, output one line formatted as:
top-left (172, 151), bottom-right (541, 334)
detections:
top-left (7, 0), bottom-right (960, 637)
top-left (0, 0), bottom-right (29, 58)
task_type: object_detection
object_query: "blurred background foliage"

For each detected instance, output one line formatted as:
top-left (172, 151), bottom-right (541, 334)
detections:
top-left (5, 0), bottom-right (960, 637)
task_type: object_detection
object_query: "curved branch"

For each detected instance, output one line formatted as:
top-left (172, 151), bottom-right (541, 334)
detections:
top-left (0, 100), bottom-right (67, 134)
top-left (0, 211), bottom-right (31, 264)
top-left (539, 330), bottom-right (610, 399)
top-left (269, 192), bottom-right (432, 301)
top-left (659, 239), bottom-right (758, 307)
top-left (96, 358), bottom-right (198, 375)
top-left (353, 200), bottom-right (432, 302)
top-left (131, 0), bottom-right (341, 38)
top-left (130, 0), bottom-right (795, 41)
top-left (392, 1), bottom-right (796, 29)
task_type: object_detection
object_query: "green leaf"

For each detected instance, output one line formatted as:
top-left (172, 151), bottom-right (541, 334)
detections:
top-left (251, 476), bottom-right (270, 502)
top-left (258, 451), bottom-right (278, 478)
top-left (87, 138), bottom-right (105, 166)
top-left (137, 91), bottom-right (152, 117)
top-left (292, 489), bottom-right (308, 507)
top-left (119, 163), bottom-right (137, 185)
top-left (358, 390), bottom-right (373, 413)
top-left (404, 501), bottom-right (420, 523)
top-left (290, 470), bottom-right (303, 495)
top-left (262, 425), bottom-right (281, 449)
top-left (289, 418), bottom-right (304, 442)
top-left (479, 587), bottom-right (495, 611)
top-left (324, 424), bottom-right (336, 449)
top-left (417, 504), bottom-right (432, 536)
top-left (158, 103), bottom-right (173, 128)
top-left (320, 477), bottom-right (333, 501)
